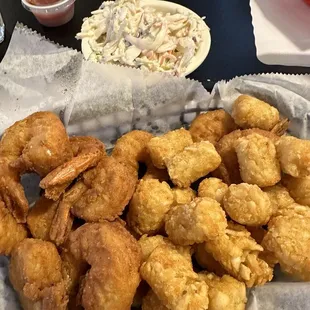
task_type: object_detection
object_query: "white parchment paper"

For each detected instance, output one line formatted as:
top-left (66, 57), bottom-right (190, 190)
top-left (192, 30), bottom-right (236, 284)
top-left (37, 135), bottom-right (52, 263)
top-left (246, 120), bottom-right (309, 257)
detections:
top-left (1, 23), bottom-right (310, 310)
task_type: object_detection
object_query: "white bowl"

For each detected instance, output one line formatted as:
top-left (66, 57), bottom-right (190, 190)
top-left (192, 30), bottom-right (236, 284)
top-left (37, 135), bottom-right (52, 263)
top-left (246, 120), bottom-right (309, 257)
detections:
top-left (81, 0), bottom-right (211, 76)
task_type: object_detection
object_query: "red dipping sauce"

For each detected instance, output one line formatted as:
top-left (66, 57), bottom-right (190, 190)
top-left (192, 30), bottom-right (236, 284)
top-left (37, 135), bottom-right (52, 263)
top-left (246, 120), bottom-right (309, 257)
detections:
top-left (21, 0), bottom-right (76, 27)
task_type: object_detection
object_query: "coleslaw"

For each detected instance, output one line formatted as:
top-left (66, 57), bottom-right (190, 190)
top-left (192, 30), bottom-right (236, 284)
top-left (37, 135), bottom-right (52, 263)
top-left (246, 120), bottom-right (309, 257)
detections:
top-left (76, 0), bottom-right (209, 76)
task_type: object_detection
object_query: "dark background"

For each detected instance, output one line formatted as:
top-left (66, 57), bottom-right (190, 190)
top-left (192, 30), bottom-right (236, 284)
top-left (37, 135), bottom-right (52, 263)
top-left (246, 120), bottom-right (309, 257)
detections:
top-left (1, 0), bottom-right (310, 90)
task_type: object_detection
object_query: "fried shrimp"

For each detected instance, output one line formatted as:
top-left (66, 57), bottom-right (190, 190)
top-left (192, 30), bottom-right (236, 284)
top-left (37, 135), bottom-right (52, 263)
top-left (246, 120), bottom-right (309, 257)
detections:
top-left (72, 157), bottom-right (137, 222)
top-left (147, 129), bottom-right (193, 169)
top-left (203, 223), bottom-right (273, 287)
top-left (232, 95), bottom-right (280, 131)
top-left (165, 197), bottom-right (227, 245)
top-left (198, 178), bottom-right (228, 204)
top-left (0, 112), bottom-right (72, 223)
top-left (140, 243), bottom-right (209, 310)
top-left (67, 222), bottom-right (142, 310)
top-left (167, 141), bottom-right (221, 188)
top-left (0, 201), bottom-right (28, 255)
top-left (9, 239), bottom-right (68, 310)
top-left (282, 174), bottom-right (310, 207)
top-left (127, 179), bottom-right (174, 236)
top-left (276, 136), bottom-right (310, 178)
top-left (112, 130), bottom-right (154, 171)
top-left (263, 205), bottom-right (310, 280)
top-left (214, 129), bottom-right (280, 185)
top-left (223, 184), bottom-right (273, 226)
top-left (27, 196), bottom-right (59, 241)
top-left (235, 133), bottom-right (281, 187)
top-left (189, 109), bottom-right (238, 144)
top-left (199, 272), bottom-right (247, 310)
top-left (40, 136), bottom-right (105, 201)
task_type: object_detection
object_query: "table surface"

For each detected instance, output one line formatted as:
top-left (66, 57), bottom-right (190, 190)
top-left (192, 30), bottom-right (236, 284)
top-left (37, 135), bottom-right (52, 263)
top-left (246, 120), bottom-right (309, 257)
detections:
top-left (1, 0), bottom-right (310, 91)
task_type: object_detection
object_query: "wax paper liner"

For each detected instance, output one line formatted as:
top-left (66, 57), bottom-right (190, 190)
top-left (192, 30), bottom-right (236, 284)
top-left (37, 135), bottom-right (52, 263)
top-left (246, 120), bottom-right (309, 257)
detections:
top-left (1, 23), bottom-right (310, 310)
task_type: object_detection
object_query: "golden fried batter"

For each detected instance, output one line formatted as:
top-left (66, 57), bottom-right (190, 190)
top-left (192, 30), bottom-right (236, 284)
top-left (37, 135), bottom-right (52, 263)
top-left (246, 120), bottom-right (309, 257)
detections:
top-left (40, 136), bottom-right (105, 201)
top-left (263, 205), bottom-right (310, 280)
top-left (215, 129), bottom-right (280, 185)
top-left (147, 129), bottom-right (193, 169)
top-left (142, 290), bottom-right (168, 310)
top-left (68, 222), bottom-right (142, 310)
top-left (172, 187), bottom-right (196, 206)
top-left (232, 95), bottom-right (280, 131)
top-left (127, 179), bottom-right (174, 235)
top-left (189, 110), bottom-right (238, 144)
top-left (140, 244), bottom-right (209, 310)
top-left (112, 130), bottom-right (154, 171)
top-left (199, 272), bottom-right (247, 310)
top-left (276, 136), bottom-right (310, 178)
top-left (72, 157), bottom-right (138, 222)
top-left (282, 174), bottom-right (310, 207)
top-left (0, 201), bottom-right (28, 255)
top-left (203, 223), bottom-right (273, 287)
top-left (165, 197), bottom-right (227, 245)
top-left (194, 244), bottom-right (226, 276)
top-left (9, 239), bottom-right (68, 310)
top-left (235, 133), bottom-right (281, 187)
top-left (143, 160), bottom-right (170, 182)
top-left (263, 184), bottom-right (295, 213)
top-left (223, 184), bottom-right (273, 226)
top-left (198, 178), bottom-right (228, 204)
top-left (27, 196), bottom-right (58, 241)
top-left (167, 141), bottom-right (221, 188)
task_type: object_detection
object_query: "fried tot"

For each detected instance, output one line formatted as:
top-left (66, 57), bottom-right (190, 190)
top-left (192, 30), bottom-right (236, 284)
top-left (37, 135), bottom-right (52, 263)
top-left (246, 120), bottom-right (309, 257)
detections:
top-left (0, 201), bottom-right (28, 255)
top-left (142, 290), bottom-right (168, 310)
top-left (140, 244), bottom-right (209, 310)
top-left (127, 179), bottom-right (174, 236)
top-left (232, 95), bottom-right (280, 131)
top-left (167, 141), bottom-right (221, 188)
top-left (198, 272), bottom-right (247, 310)
top-left (276, 136), bottom-right (310, 178)
top-left (172, 187), bottom-right (196, 206)
top-left (198, 178), bottom-right (228, 204)
top-left (223, 184), bottom-right (273, 226)
top-left (165, 197), bottom-right (227, 245)
top-left (235, 133), bottom-right (281, 187)
top-left (189, 110), bottom-right (238, 144)
top-left (147, 129), bottom-right (193, 169)
top-left (282, 174), bottom-right (310, 207)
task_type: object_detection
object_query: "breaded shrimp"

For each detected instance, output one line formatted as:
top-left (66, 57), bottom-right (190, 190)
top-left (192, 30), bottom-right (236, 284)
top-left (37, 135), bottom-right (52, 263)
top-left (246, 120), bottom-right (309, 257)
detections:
top-left (140, 243), bottom-right (209, 310)
top-left (9, 239), bottom-right (68, 310)
top-left (67, 222), bottom-right (142, 310)
top-left (167, 141), bottom-right (221, 188)
top-left (165, 197), bottom-right (227, 245)
top-left (282, 174), bottom-right (310, 207)
top-left (263, 184), bottom-right (294, 213)
top-left (232, 95), bottom-right (280, 131)
top-left (198, 178), bottom-right (228, 204)
top-left (276, 136), bottom-right (310, 178)
top-left (147, 129), bottom-right (193, 169)
top-left (198, 272), bottom-right (247, 310)
top-left (223, 184), bottom-right (272, 226)
top-left (0, 201), bottom-right (28, 255)
top-left (112, 130), bottom-right (154, 171)
top-left (203, 223), bottom-right (273, 287)
top-left (27, 196), bottom-right (58, 241)
top-left (189, 109), bottom-right (238, 144)
top-left (40, 136), bottom-right (105, 201)
top-left (235, 133), bottom-right (281, 187)
top-left (127, 179), bottom-right (174, 236)
top-left (263, 205), bottom-right (310, 280)
top-left (72, 157), bottom-right (138, 222)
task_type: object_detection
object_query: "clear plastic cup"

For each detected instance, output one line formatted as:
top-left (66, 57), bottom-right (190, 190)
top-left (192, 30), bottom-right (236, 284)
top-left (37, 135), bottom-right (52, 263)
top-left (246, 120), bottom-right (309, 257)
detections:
top-left (21, 0), bottom-right (76, 27)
